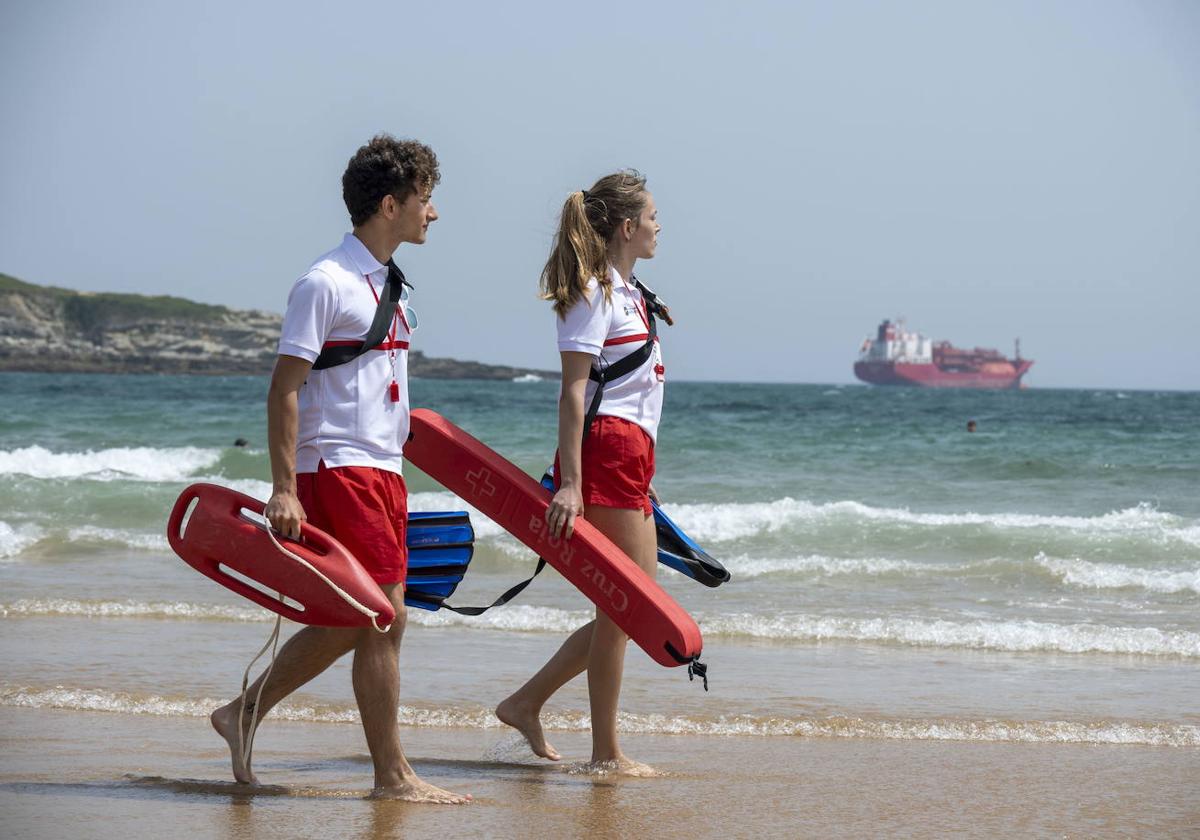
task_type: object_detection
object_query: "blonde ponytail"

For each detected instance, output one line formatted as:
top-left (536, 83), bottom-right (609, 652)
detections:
top-left (539, 170), bottom-right (648, 318)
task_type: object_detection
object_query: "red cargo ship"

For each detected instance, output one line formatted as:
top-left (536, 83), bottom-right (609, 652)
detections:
top-left (854, 319), bottom-right (1033, 389)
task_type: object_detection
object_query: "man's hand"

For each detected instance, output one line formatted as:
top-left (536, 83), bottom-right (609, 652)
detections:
top-left (264, 489), bottom-right (306, 539)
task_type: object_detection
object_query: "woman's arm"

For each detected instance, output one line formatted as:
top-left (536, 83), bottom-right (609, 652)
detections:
top-left (545, 351), bottom-right (594, 539)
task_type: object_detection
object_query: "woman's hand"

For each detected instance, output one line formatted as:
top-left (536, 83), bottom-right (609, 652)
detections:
top-left (648, 482), bottom-right (661, 505)
top-left (546, 482), bottom-right (585, 539)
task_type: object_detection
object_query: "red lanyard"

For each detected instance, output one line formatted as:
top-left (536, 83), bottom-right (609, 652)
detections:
top-left (366, 273), bottom-right (402, 402)
top-left (365, 274), bottom-right (400, 342)
top-left (621, 276), bottom-right (664, 381)
top-left (621, 277), bottom-right (651, 332)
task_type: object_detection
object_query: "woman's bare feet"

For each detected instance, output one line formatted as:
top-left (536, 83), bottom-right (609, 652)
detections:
top-left (495, 696), bottom-right (561, 761)
top-left (564, 756), bottom-right (661, 777)
top-left (369, 777), bottom-right (471, 804)
top-left (210, 699), bottom-right (259, 785)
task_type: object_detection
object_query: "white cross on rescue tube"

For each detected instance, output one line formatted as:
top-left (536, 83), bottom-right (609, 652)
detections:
top-left (465, 467), bottom-right (497, 499)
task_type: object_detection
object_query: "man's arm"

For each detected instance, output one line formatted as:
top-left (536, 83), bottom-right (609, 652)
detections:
top-left (263, 354), bottom-right (314, 538)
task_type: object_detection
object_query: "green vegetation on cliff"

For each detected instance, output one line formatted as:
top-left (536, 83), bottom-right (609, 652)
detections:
top-left (1, 272), bottom-right (228, 336)
top-left (0, 272), bottom-right (555, 379)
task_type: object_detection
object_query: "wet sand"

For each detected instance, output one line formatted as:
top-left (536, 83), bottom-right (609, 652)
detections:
top-left (2, 707), bottom-right (1196, 839)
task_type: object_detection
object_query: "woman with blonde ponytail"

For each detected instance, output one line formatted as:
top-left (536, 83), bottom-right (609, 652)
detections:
top-left (497, 170), bottom-right (668, 774)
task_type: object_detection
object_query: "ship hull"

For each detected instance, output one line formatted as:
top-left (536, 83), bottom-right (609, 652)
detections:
top-left (854, 360), bottom-right (1033, 389)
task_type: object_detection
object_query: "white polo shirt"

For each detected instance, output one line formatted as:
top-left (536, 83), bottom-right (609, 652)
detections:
top-left (556, 266), bottom-right (665, 443)
top-left (278, 233), bottom-right (412, 474)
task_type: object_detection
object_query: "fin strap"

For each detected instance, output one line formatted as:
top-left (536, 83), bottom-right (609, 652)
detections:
top-left (425, 557), bottom-right (547, 616)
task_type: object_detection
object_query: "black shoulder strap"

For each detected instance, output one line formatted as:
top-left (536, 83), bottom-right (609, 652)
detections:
top-left (582, 278), bottom-right (668, 441)
top-left (311, 260), bottom-right (410, 371)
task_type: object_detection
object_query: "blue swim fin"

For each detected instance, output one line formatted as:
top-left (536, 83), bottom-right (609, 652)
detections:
top-left (651, 501), bottom-right (730, 588)
top-left (538, 471), bottom-right (730, 587)
top-left (404, 511), bottom-right (475, 611)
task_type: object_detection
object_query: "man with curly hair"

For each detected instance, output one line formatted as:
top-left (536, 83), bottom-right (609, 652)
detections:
top-left (210, 134), bottom-right (469, 804)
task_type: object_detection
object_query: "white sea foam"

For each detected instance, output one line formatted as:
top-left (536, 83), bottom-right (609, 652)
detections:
top-left (661, 499), bottom-right (1200, 547)
top-left (1, 598), bottom-right (270, 622)
top-left (699, 613), bottom-right (1200, 657)
top-left (408, 604), bottom-right (590, 633)
top-left (408, 491), bottom-right (508, 541)
top-left (0, 445), bottom-right (222, 482)
top-left (194, 477), bottom-right (273, 500)
top-left (0, 524), bottom-right (176, 559)
top-left (0, 520), bottom-right (44, 560)
top-left (65, 526), bottom-right (170, 552)
top-left (727, 554), bottom-right (952, 579)
top-left (9, 597), bottom-right (1195, 658)
top-left (2, 685), bottom-right (1195, 747)
top-left (0, 598), bottom-right (590, 632)
top-left (1036, 553), bottom-right (1200, 596)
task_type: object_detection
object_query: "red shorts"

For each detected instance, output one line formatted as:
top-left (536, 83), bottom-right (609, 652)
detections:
top-left (554, 415), bottom-right (655, 516)
top-left (296, 462), bottom-right (408, 586)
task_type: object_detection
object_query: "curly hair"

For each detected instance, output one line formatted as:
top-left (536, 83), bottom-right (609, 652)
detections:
top-left (539, 170), bottom-right (648, 318)
top-left (342, 134), bottom-right (441, 227)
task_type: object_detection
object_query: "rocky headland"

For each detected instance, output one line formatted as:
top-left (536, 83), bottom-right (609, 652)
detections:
top-left (0, 272), bottom-right (555, 380)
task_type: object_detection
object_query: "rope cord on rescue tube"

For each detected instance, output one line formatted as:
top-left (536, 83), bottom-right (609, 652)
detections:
top-left (233, 525), bottom-right (394, 776)
top-left (264, 526), bottom-right (393, 634)
top-left (237, 612), bottom-right (281, 777)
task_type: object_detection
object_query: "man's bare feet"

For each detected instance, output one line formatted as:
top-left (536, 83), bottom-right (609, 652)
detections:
top-left (495, 696), bottom-right (561, 761)
top-left (368, 777), bottom-right (472, 804)
top-left (210, 699), bottom-right (259, 785)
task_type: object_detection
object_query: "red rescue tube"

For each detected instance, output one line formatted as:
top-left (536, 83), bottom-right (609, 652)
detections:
top-left (405, 408), bottom-right (703, 668)
top-left (167, 482), bottom-right (395, 628)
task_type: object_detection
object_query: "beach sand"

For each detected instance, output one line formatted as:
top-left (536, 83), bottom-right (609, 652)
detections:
top-left (2, 706), bottom-right (1196, 839)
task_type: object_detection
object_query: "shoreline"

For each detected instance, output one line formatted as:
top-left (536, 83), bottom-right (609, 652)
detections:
top-left (3, 706), bottom-right (1196, 839)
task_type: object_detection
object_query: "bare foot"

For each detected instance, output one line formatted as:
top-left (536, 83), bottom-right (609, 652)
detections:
top-left (564, 757), bottom-right (662, 777)
top-left (495, 696), bottom-right (561, 761)
top-left (210, 699), bottom-right (259, 785)
top-left (368, 777), bottom-right (472, 804)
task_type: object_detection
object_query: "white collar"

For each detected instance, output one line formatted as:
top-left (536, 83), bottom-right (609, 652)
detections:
top-left (342, 232), bottom-right (387, 277)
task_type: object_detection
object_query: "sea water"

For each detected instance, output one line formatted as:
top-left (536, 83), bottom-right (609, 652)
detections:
top-left (0, 372), bottom-right (1197, 753)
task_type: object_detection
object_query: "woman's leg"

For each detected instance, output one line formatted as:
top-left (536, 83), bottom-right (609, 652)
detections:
top-left (496, 618), bottom-right (594, 760)
top-left (496, 503), bottom-right (658, 762)
top-left (580, 504), bottom-right (658, 764)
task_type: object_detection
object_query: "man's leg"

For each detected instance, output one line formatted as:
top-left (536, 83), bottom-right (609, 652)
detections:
top-left (211, 623), bottom-right (360, 784)
top-left (355, 584), bottom-right (470, 803)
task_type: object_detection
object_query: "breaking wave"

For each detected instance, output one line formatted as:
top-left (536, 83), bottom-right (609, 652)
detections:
top-left (0, 520), bottom-right (44, 560)
top-left (661, 499), bottom-right (1200, 548)
top-left (726, 554), bottom-right (955, 579)
top-left (0, 445), bottom-right (223, 482)
top-left (1, 599), bottom-right (269, 622)
top-left (1035, 553), bottom-right (1200, 596)
top-left (0, 524), bottom-right (172, 558)
top-left (723, 552), bottom-right (1199, 599)
top-left (6, 599), bottom-right (1195, 658)
top-left (2, 685), bottom-right (1194, 747)
top-left (701, 613), bottom-right (1200, 657)
top-left (0, 599), bottom-right (592, 633)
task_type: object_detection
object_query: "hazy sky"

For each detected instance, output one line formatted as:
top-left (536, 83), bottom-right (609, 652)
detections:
top-left (2, 1), bottom-right (1197, 389)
